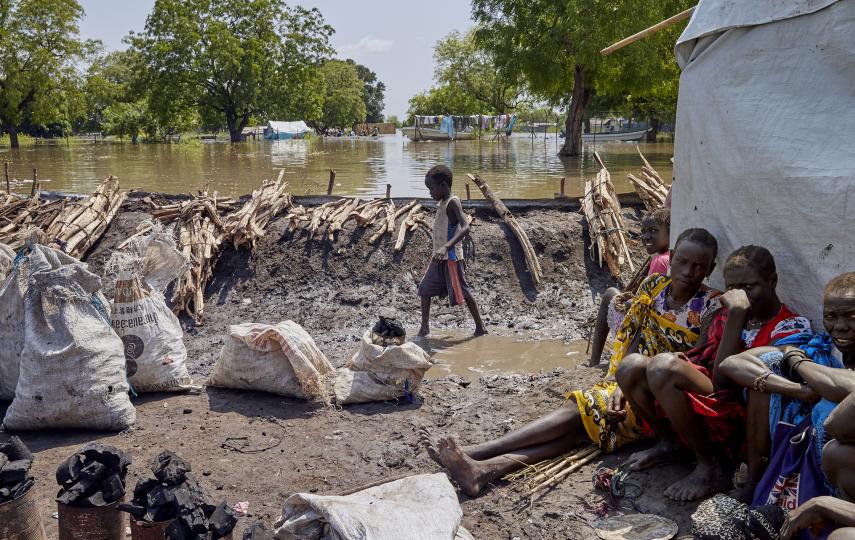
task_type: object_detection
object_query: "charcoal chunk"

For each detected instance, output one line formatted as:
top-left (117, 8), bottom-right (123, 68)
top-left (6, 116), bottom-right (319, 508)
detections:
top-left (118, 502), bottom-right (147, 520)
top-left (1, 459), bottom-right (33, 485)
top-left (80, 491), bottom-right (107, 508)
top-left (152, 451), bottom-right (191, 485)
top-left (5, 436), bottom-right (34, 462)
top-left (101, 473), bottom-right (125, 503)
top-left (56, 454), bottom-right (84, 486)
top-left (208, 501), bottom-right (237, 537)
top-left (175, 489), bottom-right (207, 534)
top-left (78, 461), bottom-right (107, 482)
top-left (166, 519), bottom-right (191, 540)
top-left (242, 521), bottom-right (273, 540)
top-left (56, 477), bottom-right (96, 505)
top-left (132, 477), bottom-right (160, 504)
top-left (80, 443), bottom-right (130, 472)
top-left (10, 478), bottom-right (34, 499)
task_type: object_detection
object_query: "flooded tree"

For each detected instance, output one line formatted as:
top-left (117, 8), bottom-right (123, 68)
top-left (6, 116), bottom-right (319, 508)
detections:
top-left (346, 60), bottom-right (386, 124)
top-left (130, 0), bottom-right (334, 143)
top-left (317, 60), bottom-right (367, 132)
top-left (0, 0), bottom-right (87, 148)
top-left (471, 0), bottom-right (692, 156)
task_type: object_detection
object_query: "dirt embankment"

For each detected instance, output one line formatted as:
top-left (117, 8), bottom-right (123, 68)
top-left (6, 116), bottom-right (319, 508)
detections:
top-left (1, 196), bottom-right (704, 539)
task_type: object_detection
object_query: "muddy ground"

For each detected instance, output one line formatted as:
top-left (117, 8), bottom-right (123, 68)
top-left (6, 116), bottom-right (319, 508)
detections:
top-left (1, 195), bottom-right (702, 539)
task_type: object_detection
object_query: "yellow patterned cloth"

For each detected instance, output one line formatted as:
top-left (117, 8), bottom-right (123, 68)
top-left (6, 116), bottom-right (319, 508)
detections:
top-left (571, 275), bottom-right (720, 452)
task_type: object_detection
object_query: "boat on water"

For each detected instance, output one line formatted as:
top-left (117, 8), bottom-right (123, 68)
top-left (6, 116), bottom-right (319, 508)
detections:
top-left (400, 126), bottom-right (475, 141)
top-left (581, 128), bottom-right (650, 142)
top-left (264, 120), bottom-right (310, 140)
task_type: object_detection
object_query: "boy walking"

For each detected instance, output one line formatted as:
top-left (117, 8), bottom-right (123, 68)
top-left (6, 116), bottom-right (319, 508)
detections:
top-left (418, 165), bottom-right (487, 336)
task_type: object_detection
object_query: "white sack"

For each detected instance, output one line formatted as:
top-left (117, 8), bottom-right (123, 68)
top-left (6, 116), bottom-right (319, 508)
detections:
top-left (671, 0), bottom-right (855, 325)
top-left (109, 226), bottom-right (193, 392)
top-left (273, 473), bottom-right (468, 540)
top-left (0, 243), bottom-right (79, 401)
top-left (3, 247), bottom-right (135, 430)
top-left (0, 242), bottom-right (14, 283)
top-left (333, 332), bottom-right (432, 405)
top-left (209, 322), bottom-right (334, 401)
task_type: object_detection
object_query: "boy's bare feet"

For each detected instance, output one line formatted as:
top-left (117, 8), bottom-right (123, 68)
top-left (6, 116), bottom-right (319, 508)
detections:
top-left (728, 482), bottom-right (757, 504)
top-left (474, 326), bottom-right (488, 336)
top-left (624, 440), bottom-right (683, 471)
top-left (438, 437), bottom-right (489, 497)
top-left (418, 326), bottom-right (430, 337)
top-left (418, 426), bottom-right (443, 466)
top-left (664, 461), bottom-right (729, 502)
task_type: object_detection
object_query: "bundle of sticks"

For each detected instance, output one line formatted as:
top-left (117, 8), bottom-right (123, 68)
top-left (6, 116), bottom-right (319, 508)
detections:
top-left (222, 171), bottom-right (293, 250)
top-left (44, 176), bottom-right (127, 258)
top-left (504, 446), bottom-right (601, 497)
top-left (152, 189), bottom-right (229, 322)
top-left (582, 154), bottom-right (635, 278)
top-left (627, 146), bottom-right (670, 211)
top-left (393, 203), bottom-right (432, 251)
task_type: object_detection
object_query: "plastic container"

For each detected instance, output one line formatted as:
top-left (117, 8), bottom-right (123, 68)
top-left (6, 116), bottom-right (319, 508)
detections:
top-left (0, 483), bottom-right (47, 540)
top-left (57, 499), bottom-right (124, 540)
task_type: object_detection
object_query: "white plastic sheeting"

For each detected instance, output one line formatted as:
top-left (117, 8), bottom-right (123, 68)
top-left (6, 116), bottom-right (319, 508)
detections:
top-left (671, 0), bottom-right (855, 324)
top-left (267, 120), bottom-right (309, 135)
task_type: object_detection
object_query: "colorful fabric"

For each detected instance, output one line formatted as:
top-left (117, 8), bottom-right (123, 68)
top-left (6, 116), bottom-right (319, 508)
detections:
top-left (742, 305), bottom-right (811, 349)
top-left (692, 494), bottom-right (786, 540)
top-left (606, 293), bottom-right (631, 339)
top-left (572, 275), bottom-right (721, 451)
top-left (418, 261), bottom-right (472, 307)
top-left (648, 251), bottom-right (670, 277)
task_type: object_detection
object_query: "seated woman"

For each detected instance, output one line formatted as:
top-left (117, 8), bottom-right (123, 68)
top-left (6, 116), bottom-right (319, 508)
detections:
top-left (780, 391), bottom-right (855, 539)
top-left (589, 207), bottom-right (671, 366)
top-left (420, 228), bottom-right (721, 496)
top-left (615, 246), bottom-right (811, 502)
top-left (718, 272), bottom-right (855, 504)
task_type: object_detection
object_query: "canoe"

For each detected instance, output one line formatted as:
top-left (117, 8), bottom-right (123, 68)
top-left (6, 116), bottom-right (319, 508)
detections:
top-left (581, 129), bottom-right (650, 142)
top-left (401, 127), bottom-right (475, 141)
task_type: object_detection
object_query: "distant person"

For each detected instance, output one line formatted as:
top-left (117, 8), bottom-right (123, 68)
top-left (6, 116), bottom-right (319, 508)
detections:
top-left (589, 207), bottom-right (671, 365)
top-left (418, 165), bottom-right (486, 337)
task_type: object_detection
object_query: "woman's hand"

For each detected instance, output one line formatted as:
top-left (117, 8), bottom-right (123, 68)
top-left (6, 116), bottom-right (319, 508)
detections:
top-left (607, 386), bottom-right (627, 423)
top-left (432, 246), bottom-right (448, 263)
top-left (720, 288), bottom-right (751, 313)
top-left (780, 497), bottom-right (834, 539)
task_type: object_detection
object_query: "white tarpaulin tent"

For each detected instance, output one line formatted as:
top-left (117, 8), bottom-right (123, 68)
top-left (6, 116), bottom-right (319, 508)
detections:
top-left (267, 120), bottom-right (309, 134)
top-left (672, 0), bottom-right (855, 324)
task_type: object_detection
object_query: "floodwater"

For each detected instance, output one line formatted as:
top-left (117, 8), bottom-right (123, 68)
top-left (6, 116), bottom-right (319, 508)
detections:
top-left (0, 133), bottom-right (673, 199)
top-left (419, 331), bottom-right (590, 378)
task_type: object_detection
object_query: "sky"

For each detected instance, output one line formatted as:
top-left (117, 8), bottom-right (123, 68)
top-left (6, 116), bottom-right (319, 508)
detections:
top-left (76, 0), bottom-right (474, 118)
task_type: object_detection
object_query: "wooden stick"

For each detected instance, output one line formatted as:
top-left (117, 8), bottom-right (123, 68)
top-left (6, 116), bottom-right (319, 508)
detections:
top-left (600, 6), bottom-right (695, 55)
top-left (327, 169), bottom-right (336, 195)
top-left (468, 173), bottom-right (543, 288)
top-left (3, 161), bottom-right (8, 194)
top-left (30, 168), bottom-right (37, 197)
top-left (527, 449), bottom-right (602, 495)
top-left (465, 183), bottom-right (471, 201)
top-left (560, 177), bottom-right (566, 196)
top-left (385, 184), bottom-right (391, 199)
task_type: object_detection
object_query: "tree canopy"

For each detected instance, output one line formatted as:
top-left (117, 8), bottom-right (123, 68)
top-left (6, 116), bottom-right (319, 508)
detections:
top-left (346, 60), bottom-right (385, 123)
top-left (317, 60), bottom-right (367, 131)
top-left (129, 0), bottom-right (334, 142)
top-left (0, 0), bottom-right (89, 147)
top-left (471, 0), bottom-right (692, 155)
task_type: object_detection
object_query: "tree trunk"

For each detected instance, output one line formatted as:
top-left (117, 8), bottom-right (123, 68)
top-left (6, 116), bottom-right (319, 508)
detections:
top-left (646, 116), bottom-right (660, 142)
top-left (7, 126), bottom-right (19, 149)
top-left (559, 65), bottom-right (593, 157)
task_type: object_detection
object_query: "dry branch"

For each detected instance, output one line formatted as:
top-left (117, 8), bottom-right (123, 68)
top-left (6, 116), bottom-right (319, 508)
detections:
top-left (44, 176), bottom-right (126, 258)
top-left (582, 155), bottom-right (636, 278)
top-left (627, 146), bottom-right (670, 211)
top-left (223, 171), bottom-right (293, 250)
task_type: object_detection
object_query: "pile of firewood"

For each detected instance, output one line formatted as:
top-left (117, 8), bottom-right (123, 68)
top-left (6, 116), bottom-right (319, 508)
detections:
top-left (394, 204), bottom-right (431, 251)
top-left (582, 154), bottom-right (635, 278)
top-left (627, 146), bottom-right (670, 211)
top-left (0, 176), bottom-right (125, 256)
top-left (152, 189), bottom-right (232, 322)
top-left (222, 171), bottom-right (293, 250)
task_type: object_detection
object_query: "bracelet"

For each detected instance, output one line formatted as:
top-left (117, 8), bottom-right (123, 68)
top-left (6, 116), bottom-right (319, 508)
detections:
top-left (782, 349), bottom-right (808, 379)
top-left (753, 371), bottom-right (772, 392)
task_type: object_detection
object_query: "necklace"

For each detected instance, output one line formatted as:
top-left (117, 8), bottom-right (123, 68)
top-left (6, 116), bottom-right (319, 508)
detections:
top-left (747, 304), bottom-right (783, 328)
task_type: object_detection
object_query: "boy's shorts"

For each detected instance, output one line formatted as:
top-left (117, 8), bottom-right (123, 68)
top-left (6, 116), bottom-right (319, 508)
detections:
top-left (418, 260), bottom-right (473, 307)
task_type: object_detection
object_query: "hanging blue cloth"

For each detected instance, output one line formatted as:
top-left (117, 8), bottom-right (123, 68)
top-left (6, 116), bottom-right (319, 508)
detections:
top-left (440, 115), bottom-right (454, 138)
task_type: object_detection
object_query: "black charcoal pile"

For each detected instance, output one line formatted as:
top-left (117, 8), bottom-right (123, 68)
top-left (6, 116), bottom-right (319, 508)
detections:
top-left (55, 443), bottom-right (130, 507)
top-left (242, 522), bottom-right (273, 540)
top-left (119, 451), bottom-right (237, 540)
top-left (371, 316), bottom-right (406, 343)
top-left (0, 436), bottom-right (35, 503)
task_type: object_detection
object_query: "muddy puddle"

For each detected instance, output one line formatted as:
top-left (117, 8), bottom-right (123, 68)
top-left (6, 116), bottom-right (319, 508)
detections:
top-left (414, 331), bottom-right (590, 378)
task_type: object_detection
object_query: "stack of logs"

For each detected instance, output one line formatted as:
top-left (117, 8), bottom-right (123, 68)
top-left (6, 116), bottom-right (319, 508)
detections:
top-left (222, 170), bottom-right (293, 250)
top-left (582, 154), bottom-right (635, 278)
top-left (627, 146), bottom-right (670, 211)
top-left (0, 176), bottom-right (125, 257)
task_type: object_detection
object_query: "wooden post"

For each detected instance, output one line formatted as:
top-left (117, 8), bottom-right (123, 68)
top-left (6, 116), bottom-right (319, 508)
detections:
top-left (3, 161), bottom-right (9, 194)
top-left (385, 183), bottom-right (391, 199)
top-left (465, 183), bottom-right (471, 201)
top-left (560, 177), bottom-right (566, 196)
top-left (600, 6), bottom-right (695, 55)
top-left (30, 168), bottom-right (37, 196)
top-left (327, 169), bottom-right (336, 195)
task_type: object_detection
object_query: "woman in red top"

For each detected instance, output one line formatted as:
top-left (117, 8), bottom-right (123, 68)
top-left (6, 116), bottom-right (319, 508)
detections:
top-left (616, 245), bottom-right (810, 502)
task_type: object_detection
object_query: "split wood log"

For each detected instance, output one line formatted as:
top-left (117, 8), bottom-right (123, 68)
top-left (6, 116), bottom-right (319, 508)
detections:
top-left (368, 201), bottom-right (397, 243)
top-left (223, 171), bottom-right (293, 250)
top-left (467, 173), bottom-right (543, 288)
top-left (582, 154), bottom-right (636, 278)
top-left (43, 176), bottom-right (126, 258)
top-left (627, 146), bottom-right (670, 211)
top-left (394, 204), bottom-right (423, 251)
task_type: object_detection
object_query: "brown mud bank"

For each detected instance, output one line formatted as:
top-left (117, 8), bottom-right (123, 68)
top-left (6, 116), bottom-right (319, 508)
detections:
top-left (1, 194), bottom-right (701, 538)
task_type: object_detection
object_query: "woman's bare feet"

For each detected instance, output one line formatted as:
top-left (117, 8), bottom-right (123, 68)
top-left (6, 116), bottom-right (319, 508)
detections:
top-left (418, 426), bottom-right (442, 466)
top-left (438, 437), bottom-right (490, 497)
top-left (624, 441), bottom-right (683, 471)
top-left (474, 326), bottom-right (488, 337)
top-left (728, 482), bottom-right (757, 504)
top-left (664, 461), bottom-right (729, 502)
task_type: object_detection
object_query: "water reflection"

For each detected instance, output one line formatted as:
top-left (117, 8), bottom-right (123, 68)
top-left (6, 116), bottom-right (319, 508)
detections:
top-left (0, 132), bottom-right (673, 199)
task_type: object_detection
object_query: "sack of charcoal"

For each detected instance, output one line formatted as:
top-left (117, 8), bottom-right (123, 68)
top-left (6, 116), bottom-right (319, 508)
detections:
top-left (0, 242), bottom-right (14, 283)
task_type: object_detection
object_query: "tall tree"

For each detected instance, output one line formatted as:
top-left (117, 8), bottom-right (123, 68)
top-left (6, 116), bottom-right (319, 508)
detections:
top-left (0, 0), bottom-right (87, 148)
top-left (407, 85), bottom-right (482, 121)
top-left (472, 0), bottom-right (692, 156)
top-left (434, 30), bottom-right (525, 114)
top-left (130, 0), bottom-right (334, 142)
top-left (78, 49), bottom-right (138, 133)
top-left (346, 60), bottom-right (385, 123)
top-left (317, 60), bottom-right (366, 131)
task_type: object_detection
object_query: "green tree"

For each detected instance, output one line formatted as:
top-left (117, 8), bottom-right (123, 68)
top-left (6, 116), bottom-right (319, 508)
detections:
top-left (406, 85), bottom-right (482, 123)
top-left (103, 100), bottom-right (153, 143)
top-left (434, 30), bottom-right (525, 114)
top-left (78, 49), bottom-right (139, 133)
top-left (317, 60), bottom-right (366, 131)
top-left (130, 0), bottom-right (334, 142)
top-left (472, 0), bottom-right (692, 156)
top-left (0, 0), bottom-right (88, 147)
top-left (386, 114), bottom-right (401, 128)
top-left (346, 60), bottom-right (385, 123)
